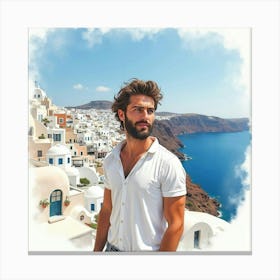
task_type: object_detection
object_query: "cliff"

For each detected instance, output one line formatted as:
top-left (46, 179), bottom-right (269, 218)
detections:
top-left (67, 100), bottom-right (113, 110)
top-left (159, 113), bottom-right (249, 135)
top-left (151, 120), bottom-right (185, 159)
top-left (185, 174), bottom-right (220, 216)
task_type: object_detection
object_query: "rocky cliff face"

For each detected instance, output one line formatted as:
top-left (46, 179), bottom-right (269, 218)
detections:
top-left (159, 114), bottom-right (249, 135)
top-left (151, 120), bottom-right (185, 159)
top-left (185, 174), bottom-right (220, 216)
top-left (67, 100), bottom-right (113, 110)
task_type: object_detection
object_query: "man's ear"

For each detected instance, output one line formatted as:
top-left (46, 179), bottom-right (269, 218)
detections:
top-left (118, 109), bottom-right (125, 122)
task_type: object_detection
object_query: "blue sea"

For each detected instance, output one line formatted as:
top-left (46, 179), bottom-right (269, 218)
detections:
top-left (178, 131), bottom-right (251, 222)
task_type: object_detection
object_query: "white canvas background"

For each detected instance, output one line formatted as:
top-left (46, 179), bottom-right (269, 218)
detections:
top-left (0, 0), bottom-right (279, 279)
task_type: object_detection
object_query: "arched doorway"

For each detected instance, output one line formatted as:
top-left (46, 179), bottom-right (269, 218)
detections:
top-left (50, 189), bottom-right (62, 217)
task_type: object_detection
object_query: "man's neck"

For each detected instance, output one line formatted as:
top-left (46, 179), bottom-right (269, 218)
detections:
top-left (122, 135), bottom-right (154, 158)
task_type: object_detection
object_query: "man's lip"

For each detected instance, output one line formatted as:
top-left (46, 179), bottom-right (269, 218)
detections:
top-left (136, 122), bottom-right (150, 127)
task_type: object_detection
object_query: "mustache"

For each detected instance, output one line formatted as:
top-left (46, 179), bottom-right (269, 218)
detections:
top-left (135, 120), bottom-right (151, 126)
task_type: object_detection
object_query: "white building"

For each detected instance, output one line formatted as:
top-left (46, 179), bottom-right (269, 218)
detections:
top-left (178, 210), bottom-right (230, 251)
top-left (29, 165), bottom-right (94, 252)
top-left (32, 83), bottom-right (47, 102)
top-left (77, 131), bottom-right (93, 145)
top-left (46, 144), bottom-right (72, 168)
top-left (47, 127), bottom-right (66, 144)
top-left (84, 185), bottom-right (104, 213)
top-left (30, 104), bottom-right (47, 122)
top-left (77, 166), bottom-right (99, 186)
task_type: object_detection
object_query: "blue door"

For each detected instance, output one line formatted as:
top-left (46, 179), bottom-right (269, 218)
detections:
top-left (50, 190), bottom-right (62, 216)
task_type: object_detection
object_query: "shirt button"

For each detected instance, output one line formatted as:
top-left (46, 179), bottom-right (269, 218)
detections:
top-left (121, 220), bottom-right (123, 223)
top-left (122, 202), bottom-right (125, 206)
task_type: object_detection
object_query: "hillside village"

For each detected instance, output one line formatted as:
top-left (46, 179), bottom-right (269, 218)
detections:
top-left (29, 83), bottom-right (234, 253)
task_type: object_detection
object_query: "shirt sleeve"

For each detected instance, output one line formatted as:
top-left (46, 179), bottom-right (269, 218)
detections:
top-left (103, 159), bottom-right (111, 190)
top-left (160, 157), bottom-right (187, 197)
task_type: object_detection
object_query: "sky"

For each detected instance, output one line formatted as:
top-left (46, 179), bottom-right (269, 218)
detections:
top-left (29, 28), bottom-right (250, 118)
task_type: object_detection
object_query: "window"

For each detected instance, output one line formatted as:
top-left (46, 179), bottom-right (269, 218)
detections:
top-left (58, 158), bottom-right (63, 165)
top-left (194, 230), bottom-right (200, 249)
top-left (91, 204), bottom-right (95, 211)
top-left (59, 118), bottom-right (64, 124)
top-left (48, 134), bottom-right (52, 139)
top-left (37, 150), bottom-right (42, 157)
top-left (80, 151), bottom-right (83, 156)
top-left (67, 157), bottom-right (70, 164)
top-left (50, 190), bottom-right (62, 202)
top-left (49, 158), bottom-right (54, 165)
top-left (53, 134), bottom-right (61, 141)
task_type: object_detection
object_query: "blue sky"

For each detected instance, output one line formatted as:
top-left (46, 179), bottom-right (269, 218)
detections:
top-left (29, 28), bottom-right (250, 118)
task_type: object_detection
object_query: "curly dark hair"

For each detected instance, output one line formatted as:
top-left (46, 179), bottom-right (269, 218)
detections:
top-left (112, 79), bottom-right (163, 129)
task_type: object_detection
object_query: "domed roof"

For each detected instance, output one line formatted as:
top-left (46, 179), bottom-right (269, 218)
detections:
top-left (30, 165), bottom-right (70, 191)
top-left (65, 166), bottom-right (79, 176)
top-left (34, 87), bottom-right (47, 99)
top-left (46, 144), bottom-right (71, 156)
top-left (85, 185), bottom-right (104, 198)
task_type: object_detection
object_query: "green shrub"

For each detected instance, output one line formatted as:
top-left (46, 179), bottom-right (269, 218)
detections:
top-left (80, 177), bottom-right (90, 185)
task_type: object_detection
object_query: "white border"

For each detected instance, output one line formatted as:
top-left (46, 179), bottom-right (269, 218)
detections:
top-left (1, 1), bottom-right (279, 279)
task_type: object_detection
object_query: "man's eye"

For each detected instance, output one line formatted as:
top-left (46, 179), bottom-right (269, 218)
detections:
top-left (147, 108), bottom-right (155, 114)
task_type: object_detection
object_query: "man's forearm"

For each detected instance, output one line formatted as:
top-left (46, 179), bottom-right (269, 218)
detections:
top-left (93, 210), bottom-right (111, 251)
top-left (159, 223), bottom-right (184, 251)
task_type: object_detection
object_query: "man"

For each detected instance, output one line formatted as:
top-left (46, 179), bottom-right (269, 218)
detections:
top-left (93, 79), bottom-right (186, 252)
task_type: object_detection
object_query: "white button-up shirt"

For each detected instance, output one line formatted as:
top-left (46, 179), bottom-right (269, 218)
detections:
top-left (103, 137), bottom-right (187, 251)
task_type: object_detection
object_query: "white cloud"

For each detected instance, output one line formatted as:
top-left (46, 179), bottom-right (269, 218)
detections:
top-left (125, 28), bottom-right (161, 41)
top-left (207, 145), bottom-right (251, 251)
top-left (29, 28), bottom-right (54, 98)
top-left (29, 28), bottom-right (53, 76)
top-left (73, 83), bottom-right (86, 90)
top-left (96, 85), bottom-right (111, 92)
top-left (178, 28), bottom-right (251, 117)
top-left (29, 28), bottom-right (51, 42)
top-left (82, 28), bottom-right (110, 47)
top-left (82, 28), bottom-right (161, 48)
top-left (207, 189), bottom-right (251, 252)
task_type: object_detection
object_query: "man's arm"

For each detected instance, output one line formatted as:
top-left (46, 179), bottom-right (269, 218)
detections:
top-left (93, 188), bottom-right (112, 251)
top-left (159, 195), bottom-right (186, 251)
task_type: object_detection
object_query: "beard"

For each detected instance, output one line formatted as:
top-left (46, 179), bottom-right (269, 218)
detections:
top-left (124, 114), bottom-right (153, 140)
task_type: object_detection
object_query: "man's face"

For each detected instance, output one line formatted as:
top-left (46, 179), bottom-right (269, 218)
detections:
top-left (120, 95), bottom-right (155, 140)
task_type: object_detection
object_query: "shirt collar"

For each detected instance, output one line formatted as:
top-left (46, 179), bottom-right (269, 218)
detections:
top-left (147, 137), bottom-right (159, 154)
top-left (112, 137), bottom-right (159, 158)
top-left (112, 140), bottom-right (126, 158)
